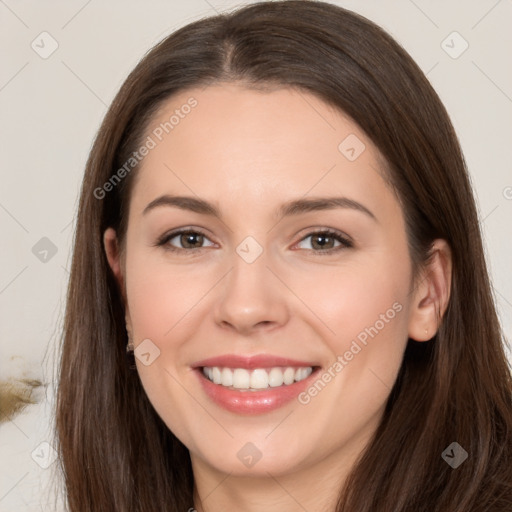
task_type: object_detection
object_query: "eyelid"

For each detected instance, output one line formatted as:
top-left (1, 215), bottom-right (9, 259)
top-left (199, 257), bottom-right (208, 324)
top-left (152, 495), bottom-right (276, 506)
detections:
top-left (155, 227), bottom-right (216, 251)
top-left (156, 227), bottom-right (353, 254)
top-left (292, 228), bottom-right (353, 254)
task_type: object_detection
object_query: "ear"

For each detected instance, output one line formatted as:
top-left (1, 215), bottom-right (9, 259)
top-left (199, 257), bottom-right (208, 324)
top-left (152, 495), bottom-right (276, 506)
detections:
top-left (408, 239), bottom-right (452, 342)
top-left (103, 227), bottom-right (124, 290)
top-left (104, 227), bottom-right (133, 333)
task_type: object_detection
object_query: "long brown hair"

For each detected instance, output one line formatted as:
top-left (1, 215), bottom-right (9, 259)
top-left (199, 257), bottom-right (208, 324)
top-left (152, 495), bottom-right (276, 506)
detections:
top-left (56, 1), bottom-right (512, 510)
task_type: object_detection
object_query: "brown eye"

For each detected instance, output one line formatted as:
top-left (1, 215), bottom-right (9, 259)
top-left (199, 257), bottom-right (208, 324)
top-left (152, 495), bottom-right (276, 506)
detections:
top-left (311, 233), bottom-right (336, 250)
top-left (179, 232), bottom-right (205, 248)
top-left (158, 229), bottom-right (215, 251)
top-left (296, 230), bottom-right (353, 253)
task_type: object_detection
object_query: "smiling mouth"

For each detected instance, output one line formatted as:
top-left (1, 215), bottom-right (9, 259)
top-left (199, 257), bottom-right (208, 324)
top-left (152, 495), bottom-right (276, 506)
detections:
top-left (201, 366), bottom-right (316, 391)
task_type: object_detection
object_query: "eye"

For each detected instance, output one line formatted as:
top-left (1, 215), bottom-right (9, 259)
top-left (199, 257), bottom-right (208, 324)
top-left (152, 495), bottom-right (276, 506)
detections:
top-left (157, 229), bottom-right (216, 251)
top-left (155, 228), bottom-right (352, 254)
top-left (295, 229), bottom-right (353, 253)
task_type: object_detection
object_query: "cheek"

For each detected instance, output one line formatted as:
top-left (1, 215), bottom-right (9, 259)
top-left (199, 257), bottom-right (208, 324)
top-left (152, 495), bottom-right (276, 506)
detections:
top-left (287, 254), bottom-right (410, 342)
top-left (289, 253), bottom-right (411, 401)
top-left (124, 252), bottom-right (216, 341)
top-left (120, 234), bottom-right (414, 471)
top-left (290, 268), bottom-right (410, 448)
top-left (123, 253), bottom-right (208, 443)
top-left (125, 241), bottom-right (412, 365)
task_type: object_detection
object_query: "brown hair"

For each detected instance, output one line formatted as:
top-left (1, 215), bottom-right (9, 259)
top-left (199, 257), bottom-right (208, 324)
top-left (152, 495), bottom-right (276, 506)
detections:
top-left (56, 1), bottom-right (512, 510)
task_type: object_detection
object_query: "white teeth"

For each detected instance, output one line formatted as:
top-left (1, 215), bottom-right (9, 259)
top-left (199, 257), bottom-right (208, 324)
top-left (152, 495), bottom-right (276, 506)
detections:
top-left (233, 368), bottom-right (250, 389)
top-left (283, 367), bottom-right (295, 385)
top-left (295, 367), bottom-right (312, 381)
top-left (221, 368), bottom-right (233, 386)
top-left (268, 367), bottom-right (284, 387)
top-left (212, 367), bottom-right (222, 385)
top-left (202, 366), bottom-right (314, 390)
top-left (250, 369), bottom-right (269, 389)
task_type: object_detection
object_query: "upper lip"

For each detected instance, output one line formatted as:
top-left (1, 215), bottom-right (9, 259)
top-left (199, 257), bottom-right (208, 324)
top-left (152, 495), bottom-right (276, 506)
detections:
top-left (193, 354), bottom-right (319, 370)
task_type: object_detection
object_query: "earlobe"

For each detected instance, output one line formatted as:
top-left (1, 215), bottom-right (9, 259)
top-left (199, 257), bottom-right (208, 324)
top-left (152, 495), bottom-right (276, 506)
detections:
top-left (408, 239), bottom-right (452, 342)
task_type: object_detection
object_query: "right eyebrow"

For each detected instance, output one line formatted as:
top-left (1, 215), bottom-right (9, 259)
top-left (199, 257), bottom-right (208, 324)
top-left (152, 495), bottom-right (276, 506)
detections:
top-left (142, 195), bottom-right (219, 217)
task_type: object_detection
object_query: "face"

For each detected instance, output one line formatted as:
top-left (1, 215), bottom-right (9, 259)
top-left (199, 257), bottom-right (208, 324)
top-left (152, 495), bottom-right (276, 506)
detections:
top-left (105, 84), bottom-right (431, 479)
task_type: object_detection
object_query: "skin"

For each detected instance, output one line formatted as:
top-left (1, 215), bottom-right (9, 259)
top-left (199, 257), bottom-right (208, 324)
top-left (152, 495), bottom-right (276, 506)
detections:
top-left (104, 83), bottom-right (452, 512)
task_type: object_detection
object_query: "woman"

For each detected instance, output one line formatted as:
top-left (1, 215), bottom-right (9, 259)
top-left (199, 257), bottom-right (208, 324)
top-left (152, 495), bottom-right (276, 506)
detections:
top-left (56, 1), bottom-right (512, 510)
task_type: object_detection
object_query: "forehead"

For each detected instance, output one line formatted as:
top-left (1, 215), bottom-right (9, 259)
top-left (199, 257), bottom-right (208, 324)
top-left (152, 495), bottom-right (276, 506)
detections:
top-left (128, 83), bottom-right (398, 220)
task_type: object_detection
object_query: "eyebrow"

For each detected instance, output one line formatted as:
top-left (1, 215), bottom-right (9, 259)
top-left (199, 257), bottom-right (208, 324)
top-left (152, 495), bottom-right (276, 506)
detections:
top-left (142, 195), bottom-right (377, 222)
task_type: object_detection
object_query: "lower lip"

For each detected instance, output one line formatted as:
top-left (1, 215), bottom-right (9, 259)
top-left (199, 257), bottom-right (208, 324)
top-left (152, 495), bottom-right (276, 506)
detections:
top-left (195, 368), bottom-right (319, 414)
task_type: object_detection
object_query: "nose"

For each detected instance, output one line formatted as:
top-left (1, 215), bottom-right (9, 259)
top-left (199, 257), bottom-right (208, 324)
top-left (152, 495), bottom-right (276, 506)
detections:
top-left (213, 249), bottom-right (290, 336)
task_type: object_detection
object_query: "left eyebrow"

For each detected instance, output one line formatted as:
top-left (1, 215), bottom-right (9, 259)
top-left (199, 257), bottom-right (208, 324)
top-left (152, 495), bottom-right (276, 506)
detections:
top-left (278, 197), bottom-right (377, 222)
top-left (142, 194), bottom-right (377, 223)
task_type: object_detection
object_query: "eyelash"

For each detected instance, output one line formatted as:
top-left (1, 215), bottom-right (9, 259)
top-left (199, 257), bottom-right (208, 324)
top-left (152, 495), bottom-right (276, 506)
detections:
top-left (155, 228), bottom-right (353, 255)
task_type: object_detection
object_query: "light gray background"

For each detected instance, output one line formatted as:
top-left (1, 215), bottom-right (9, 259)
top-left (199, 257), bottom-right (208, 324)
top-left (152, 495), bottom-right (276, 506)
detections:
top-left (1, 0), bottom-right (511, 509)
